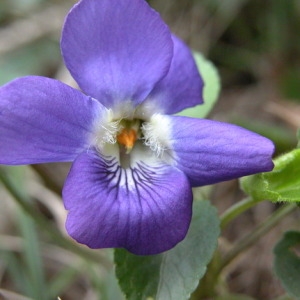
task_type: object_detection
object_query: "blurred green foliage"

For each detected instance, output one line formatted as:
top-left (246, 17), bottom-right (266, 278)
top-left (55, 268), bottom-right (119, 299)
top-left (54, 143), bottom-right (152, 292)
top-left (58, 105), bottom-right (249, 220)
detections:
top-left (0, 39), bottom-right (60, 85)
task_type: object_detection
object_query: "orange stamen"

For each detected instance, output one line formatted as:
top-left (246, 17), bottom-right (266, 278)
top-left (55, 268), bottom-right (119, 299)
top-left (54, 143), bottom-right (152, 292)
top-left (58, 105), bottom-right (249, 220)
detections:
top-left (117, 128), bottom-right (137, 152)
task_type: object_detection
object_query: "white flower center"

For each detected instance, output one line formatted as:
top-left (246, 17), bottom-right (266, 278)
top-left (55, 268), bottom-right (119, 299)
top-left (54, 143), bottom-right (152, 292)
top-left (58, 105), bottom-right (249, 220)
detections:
top-left (141, 114), bottom-right (173, 158)
top-left (91, 105), bottom-right (173, 167)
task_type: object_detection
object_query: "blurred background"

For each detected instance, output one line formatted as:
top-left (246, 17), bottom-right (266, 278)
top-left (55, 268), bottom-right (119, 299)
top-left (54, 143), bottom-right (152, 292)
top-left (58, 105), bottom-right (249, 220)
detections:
top-left (0, 0), bottom-right (300, 299)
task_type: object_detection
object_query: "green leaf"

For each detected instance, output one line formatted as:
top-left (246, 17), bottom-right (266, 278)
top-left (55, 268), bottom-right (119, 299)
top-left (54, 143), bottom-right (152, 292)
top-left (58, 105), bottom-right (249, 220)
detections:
top-left (101, 270), bottom-right (125, 300)
top-left (114, 200), bottom-right (220, 300)
top-left (274, 231), bottom-right (300, 299)
top-left (177, 52), bottom-right (221, 119)
top-left (241, 149), bottom-right (300, 203)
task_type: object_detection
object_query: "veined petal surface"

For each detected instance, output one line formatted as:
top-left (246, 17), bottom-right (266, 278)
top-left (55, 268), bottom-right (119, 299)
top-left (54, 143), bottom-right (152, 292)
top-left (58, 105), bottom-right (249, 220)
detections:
top-left (61, 0), bottom-right (173, 108)
top-left (143, 35), bottom-right (204, 114)
top-left (0, 76), bottom-right (104, 164)
top-left (167, 116), bottom-right (274, 187)
top-left (63, 149), bottom-right (192, 255)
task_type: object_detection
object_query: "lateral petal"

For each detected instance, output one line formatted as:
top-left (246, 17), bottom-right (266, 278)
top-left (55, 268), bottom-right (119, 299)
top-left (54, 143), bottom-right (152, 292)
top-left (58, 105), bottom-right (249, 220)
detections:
top-left (143, 35), bottom-right (204, 114)
top-left (61, 0), bottom-right (173, 108)
top-left (167, 116), bottom-right (275, 187)
top-left (0, 76), bottom-right (104, 164)
top-left (63, 148), bottom-right (192, 255)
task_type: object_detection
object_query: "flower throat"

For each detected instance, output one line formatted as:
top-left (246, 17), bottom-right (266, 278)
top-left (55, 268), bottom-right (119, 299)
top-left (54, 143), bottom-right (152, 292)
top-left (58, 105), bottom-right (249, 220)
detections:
top-left (115, 119), bottom-right (141, 168)
top-left (116, 119), bottom-right (141, 151)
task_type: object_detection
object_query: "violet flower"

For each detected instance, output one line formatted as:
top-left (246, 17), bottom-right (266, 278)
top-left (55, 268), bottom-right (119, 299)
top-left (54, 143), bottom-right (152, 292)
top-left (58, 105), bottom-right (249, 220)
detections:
top-left (0, 0), bottom-right (274, 255)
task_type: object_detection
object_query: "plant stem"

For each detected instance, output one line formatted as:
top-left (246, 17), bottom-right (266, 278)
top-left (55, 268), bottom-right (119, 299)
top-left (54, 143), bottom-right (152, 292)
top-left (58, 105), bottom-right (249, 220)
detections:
top-left (217, 202), bottom-right (297, 275)
top-left (220, 196), bottom-right (260, 229)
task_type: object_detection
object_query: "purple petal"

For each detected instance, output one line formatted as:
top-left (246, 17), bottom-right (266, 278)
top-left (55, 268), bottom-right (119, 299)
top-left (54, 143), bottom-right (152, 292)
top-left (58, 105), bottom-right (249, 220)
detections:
top-left (144, 35), bottom-right (204, 114)
top-left (0, 76), bottom-right (104, 165)
top-left (167, 116), bottom-right (274, 187)
top-left (61, 0), bottom-right (173, 108)
top-left (63, 149), bottom-right (192, 255)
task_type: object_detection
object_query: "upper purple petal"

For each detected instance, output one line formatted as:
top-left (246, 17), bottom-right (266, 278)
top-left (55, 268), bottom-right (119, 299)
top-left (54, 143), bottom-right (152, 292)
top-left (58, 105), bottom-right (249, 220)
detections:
top-left (143, 35), bottom-right (204, 114)
top-left (63, 148), bottom-right (192, 255)
top-left (0, 76), bottom-right (104, 165)
top-left (61, 0), bottom-right (173, 108)
top-left (167, 116), bottom-right (274, 187)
